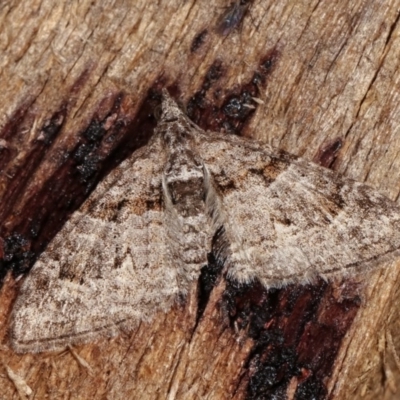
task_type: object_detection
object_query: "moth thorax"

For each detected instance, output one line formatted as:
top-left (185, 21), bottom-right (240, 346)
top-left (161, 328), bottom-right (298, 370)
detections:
top-left (165, 172), bottom-right (205, 217)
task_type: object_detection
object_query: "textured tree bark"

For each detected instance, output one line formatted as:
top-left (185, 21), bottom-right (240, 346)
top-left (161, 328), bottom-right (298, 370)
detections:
top-left (0, 0), bottom-right (400, 399)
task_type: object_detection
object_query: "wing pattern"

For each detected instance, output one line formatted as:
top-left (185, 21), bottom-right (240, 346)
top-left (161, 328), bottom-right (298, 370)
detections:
top-left (10, 93), bottom-right (400, 352)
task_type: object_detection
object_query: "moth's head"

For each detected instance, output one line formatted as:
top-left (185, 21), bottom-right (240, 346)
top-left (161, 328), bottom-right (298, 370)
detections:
top-left (160, 89), bottom-right (185, 122)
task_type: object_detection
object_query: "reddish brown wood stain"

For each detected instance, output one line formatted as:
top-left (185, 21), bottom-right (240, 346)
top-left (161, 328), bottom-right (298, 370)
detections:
top-left (218, 280), bottom-right (360, 399)
top-left (187, 47), bottom-right (280, 136)
top-left (313, 138), bottom-right (344, 170)
top-left (190, 29), bottom-right (209, 53)
top-left (0, 90), bottom-right (159, 280)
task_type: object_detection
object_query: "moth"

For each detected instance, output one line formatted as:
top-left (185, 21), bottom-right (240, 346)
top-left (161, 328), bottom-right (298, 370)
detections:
top-left (10, 91), bottom-right (400, 353)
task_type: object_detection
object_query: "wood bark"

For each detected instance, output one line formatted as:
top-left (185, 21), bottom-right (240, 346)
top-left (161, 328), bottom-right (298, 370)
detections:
top-left (0, 0), bottom-right (400, 399)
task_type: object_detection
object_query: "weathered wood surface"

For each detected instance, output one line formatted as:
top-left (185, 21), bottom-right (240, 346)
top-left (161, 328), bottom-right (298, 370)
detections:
top-left (0, 0), bottom-right (400, 399)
